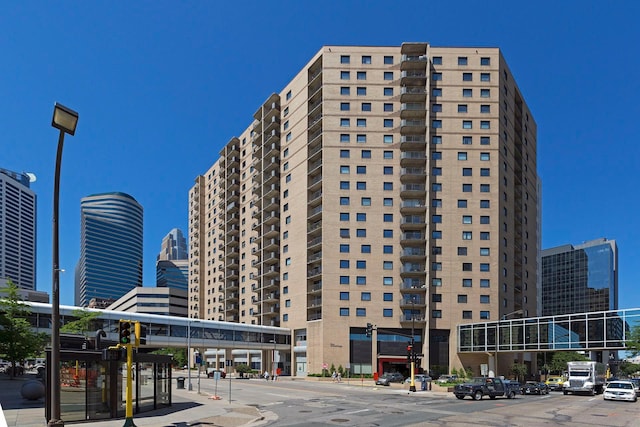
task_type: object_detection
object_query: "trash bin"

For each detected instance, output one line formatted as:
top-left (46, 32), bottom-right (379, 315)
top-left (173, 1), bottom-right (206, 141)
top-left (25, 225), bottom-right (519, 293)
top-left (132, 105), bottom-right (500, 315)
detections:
top-left (421, 378), bottom-right (427, 391)
top-left (176, 377), bottom-right (185, 389)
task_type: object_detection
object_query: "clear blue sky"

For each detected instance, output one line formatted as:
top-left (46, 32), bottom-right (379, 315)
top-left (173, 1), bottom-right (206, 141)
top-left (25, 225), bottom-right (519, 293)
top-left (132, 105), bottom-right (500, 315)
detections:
top-left (2, 1), bottom-right (639, 308)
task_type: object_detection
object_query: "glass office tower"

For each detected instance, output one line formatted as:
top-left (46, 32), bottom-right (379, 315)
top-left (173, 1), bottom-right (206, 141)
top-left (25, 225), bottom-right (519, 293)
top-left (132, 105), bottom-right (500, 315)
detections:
top-left (541, 238), bottom-right (618, 316)
top-left (76, 192), bottom-right (143, 307)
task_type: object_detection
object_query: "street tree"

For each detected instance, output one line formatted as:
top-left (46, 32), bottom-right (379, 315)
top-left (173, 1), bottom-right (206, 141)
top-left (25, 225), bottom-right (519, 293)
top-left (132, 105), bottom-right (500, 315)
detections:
top-left (549, 351), bottom-right (589, 373)
top-left (61, 308), bottom-right (101, 338)
top-left (510, 363), bottom-right (528, 382)
top-left (0, 279), bottom-right (48, 379)
top-left (624, 324), bottom-right (640, 357)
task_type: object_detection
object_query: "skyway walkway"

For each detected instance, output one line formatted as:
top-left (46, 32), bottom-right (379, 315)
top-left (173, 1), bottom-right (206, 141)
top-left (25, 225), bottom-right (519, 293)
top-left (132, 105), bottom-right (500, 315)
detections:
top-left (23, 302), bottom-right (291, 351)
top-left (457, 308), bottom-right (640, 353)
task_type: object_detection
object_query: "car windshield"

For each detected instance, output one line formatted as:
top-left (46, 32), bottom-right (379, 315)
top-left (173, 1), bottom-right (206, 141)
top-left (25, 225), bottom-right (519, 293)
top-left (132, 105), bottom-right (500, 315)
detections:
top-left (607, 382), bottom-right (633, 390)
top-left (525, 382), bottom-right (537, 385)
top-left (470, 378), bottom-right (486, 384)
top-left (571, 371), bottom-right (589, 377)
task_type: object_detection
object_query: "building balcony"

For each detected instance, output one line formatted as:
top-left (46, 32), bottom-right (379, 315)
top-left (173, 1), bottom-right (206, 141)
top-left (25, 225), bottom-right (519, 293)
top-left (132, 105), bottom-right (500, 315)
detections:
top-left (400, 231), bottom-right (426, 243)
top-left (400, 183), bottom-right (426, 197)
top-left (400, 151), bottom-right (427, 165)
top-left (400, 167), bottom-right (426, 181)
top-left (400, 296), bottom-right (426, 307)
top-left (399, 313), bottom-right (426, 324)
top-left (307, 281), bottom-right (322, 294)
top-left (307, 251), bottom-right (322, 265)
top-left (307, 267), bottom-right (322, 278)
top-left (400, 278), bottom-right (426, 289)
top-left (400, 103), bottom-right (427, 119)
top-left (263, 237), bottom-right (279, 251)
top-left (264, 224), bottom-right (280, 239)
top-left (400, 119), bottom-right (426, 133)
top-left (400, 264), bottom-right (426, 275)
top-left (307, 173), bottom-right (322, 191)
top-left (400, 86), bottom-right (427, 102)
top-left (307, 235), bottom-right (322, 250)
top-left (307, 205), bottom-right (322, 221)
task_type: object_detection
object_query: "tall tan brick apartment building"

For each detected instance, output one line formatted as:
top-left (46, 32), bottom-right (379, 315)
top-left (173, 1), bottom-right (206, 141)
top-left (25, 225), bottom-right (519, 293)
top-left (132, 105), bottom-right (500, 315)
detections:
top-left (189, 43), bottom-right (539, 377)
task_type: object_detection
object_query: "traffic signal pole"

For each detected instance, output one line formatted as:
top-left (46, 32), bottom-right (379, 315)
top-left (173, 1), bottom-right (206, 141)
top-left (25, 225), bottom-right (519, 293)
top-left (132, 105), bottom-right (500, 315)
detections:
top-left (123, 344), bottom-right (136, 427)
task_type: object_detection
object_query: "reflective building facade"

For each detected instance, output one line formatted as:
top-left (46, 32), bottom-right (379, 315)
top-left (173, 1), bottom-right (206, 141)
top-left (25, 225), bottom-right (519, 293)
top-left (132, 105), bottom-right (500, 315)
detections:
top-left (76, 192), bottom-right (143, 307)
top-left (541, 238), bottom-right (618, 316)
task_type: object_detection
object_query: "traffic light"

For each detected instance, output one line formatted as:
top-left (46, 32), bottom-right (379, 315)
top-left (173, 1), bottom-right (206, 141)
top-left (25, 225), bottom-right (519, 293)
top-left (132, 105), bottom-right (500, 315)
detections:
top-left (365, 323), bottom-right (373, 337)
top-left (119, 320), bottom-right (132, 345)
top-left (135, 322), bottom-right (147, 346)
top-left (407, 343), bottom-right (413, 363)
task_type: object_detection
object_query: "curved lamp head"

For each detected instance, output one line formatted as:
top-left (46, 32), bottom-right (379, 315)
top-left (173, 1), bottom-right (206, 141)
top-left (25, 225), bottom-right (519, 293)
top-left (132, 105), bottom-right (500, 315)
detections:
top-left (52, 102), bottom-right (79, 135)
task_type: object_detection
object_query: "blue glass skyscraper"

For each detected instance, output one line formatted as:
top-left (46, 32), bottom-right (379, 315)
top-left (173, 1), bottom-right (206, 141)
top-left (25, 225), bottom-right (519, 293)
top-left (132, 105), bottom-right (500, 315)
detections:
top-left (76, 192), bottom-right (143, 307)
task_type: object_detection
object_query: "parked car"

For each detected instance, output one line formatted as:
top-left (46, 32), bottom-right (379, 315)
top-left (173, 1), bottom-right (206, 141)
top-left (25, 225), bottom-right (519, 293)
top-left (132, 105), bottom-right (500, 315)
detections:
top-left (437, 374), bottom-right (458, 383)
top-left (603, 380), bottom-right (637, 402)
top-left (628, 378), bottom-right (640, 396)
top-left (545, 376), bottom-right (564, 391)
top-left (375, 372), bottom-right (404, 386)
top-left (207, 370), bottom-right (226, 379)
top-left (404, 374), bottom-right (431, 384)
top-left (521, 381), bottom-right (549, 395)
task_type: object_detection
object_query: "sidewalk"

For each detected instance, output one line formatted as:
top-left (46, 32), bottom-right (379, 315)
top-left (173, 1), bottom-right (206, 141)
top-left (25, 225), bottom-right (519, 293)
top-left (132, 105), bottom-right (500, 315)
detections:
top-left (0, 373), bottom-right (262, 427)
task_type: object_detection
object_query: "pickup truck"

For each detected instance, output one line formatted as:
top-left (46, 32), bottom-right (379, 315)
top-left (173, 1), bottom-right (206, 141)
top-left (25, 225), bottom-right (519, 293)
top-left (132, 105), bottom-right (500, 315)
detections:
top-left (453, 377), bottom-right (519, 400)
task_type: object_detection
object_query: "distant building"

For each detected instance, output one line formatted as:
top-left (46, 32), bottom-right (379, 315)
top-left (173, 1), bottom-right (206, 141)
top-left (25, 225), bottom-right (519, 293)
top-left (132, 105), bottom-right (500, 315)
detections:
top-left (541, 238), bottom-right (618, 316)
top-left (157, 228), bottom-right (188, 261)
top-left (156, 228), bottom-right (188, 290)
top-left (76, 192), bottom-right (143, 307)
top-left (156, 260), bottom-right (188, 291)
top-left (0, 168), bottom-right (36, 291)
top-left (107, 286), bottom-right (188, 317)
top-left (88, 297), bottom-right (116, 309)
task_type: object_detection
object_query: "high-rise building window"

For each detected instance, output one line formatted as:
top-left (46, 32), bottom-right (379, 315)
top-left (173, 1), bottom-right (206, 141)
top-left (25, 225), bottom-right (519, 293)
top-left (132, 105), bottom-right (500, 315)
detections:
top-left (458, 56), bottom-right (468, 65)
top-left (341, 71), bottom-right (350, 80)
top-left (362, 55), bottom-right (371, 64)
top-left (384, 71), bottom-right (393, 80)
top-left (340, 308), bottom-right (349, 316)
top-left (432, 56), bottom-right (442, 65)
top-left (341, 87), bottom-right (350, 95)
top-left (340, 55), bottom-right (350, 64)
top-left (356, 308), bottom-right (366, 317)
top-left (384, 87), bottom-right (393, 96)
top-left (357, 71), bottom-right (367, 80)
top-left (384, 55), bottom-right (393, 64)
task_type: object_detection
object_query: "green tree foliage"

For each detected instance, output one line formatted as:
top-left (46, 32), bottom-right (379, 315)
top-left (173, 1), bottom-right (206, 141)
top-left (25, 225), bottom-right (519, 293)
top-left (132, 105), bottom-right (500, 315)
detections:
top-left (618, 361), bottom-right (640, 377)
top-left (625, 324), bottom-right (640, 358)
top-left (0, 279), bottom-right (48, 379)
top-left (152, 347), bottom-right (186, 367)
top-left (60, 308), bottom-right (101, 338)
top-left (234, 363), bottom-right (252, 374)
top-left (549, 351), bottom-right (589, 373)
top-left (510, 363), bottom-right (528, 382)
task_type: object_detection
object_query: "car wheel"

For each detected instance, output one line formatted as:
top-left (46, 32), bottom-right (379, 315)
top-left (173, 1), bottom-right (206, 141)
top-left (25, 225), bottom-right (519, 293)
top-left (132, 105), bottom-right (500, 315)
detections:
top-left (473, 390), bottom-right (483, 401)
top-left (456, 395), bottom-right (464, 400)
top-left (507, 391), bottom-right (515, 399)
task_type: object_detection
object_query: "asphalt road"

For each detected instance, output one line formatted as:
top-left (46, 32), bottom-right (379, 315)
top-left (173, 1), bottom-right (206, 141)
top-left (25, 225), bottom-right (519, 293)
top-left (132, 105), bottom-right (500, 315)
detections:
top-left (194, 377), bottom-right (640, 427)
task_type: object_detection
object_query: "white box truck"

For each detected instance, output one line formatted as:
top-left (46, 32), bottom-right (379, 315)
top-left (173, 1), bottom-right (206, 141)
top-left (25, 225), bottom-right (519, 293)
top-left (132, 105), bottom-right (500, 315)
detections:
top-left (563, 361), bottom-right (606, 395)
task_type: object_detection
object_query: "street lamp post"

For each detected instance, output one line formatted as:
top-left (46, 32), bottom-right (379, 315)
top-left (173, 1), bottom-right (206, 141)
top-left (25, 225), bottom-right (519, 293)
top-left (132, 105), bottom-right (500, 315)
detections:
top-left (187, 320), bottom-right (192, 391)
top-left (271, 334), bottom-right (277, 380)
top-left (49, 102), bottom-right (79, 427)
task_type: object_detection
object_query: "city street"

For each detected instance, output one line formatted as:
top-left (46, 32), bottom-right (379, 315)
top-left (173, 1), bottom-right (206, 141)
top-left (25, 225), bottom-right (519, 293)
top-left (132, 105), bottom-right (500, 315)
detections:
top-left (195, 377), bottom-right (640, 427)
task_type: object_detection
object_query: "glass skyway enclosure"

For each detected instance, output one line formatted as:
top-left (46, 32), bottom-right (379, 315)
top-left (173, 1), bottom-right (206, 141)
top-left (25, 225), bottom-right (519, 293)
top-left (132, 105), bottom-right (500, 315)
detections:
top-left (24, 302), bottom-right (291, 350)
top-left (458, 308), bottom-right (640, 353)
